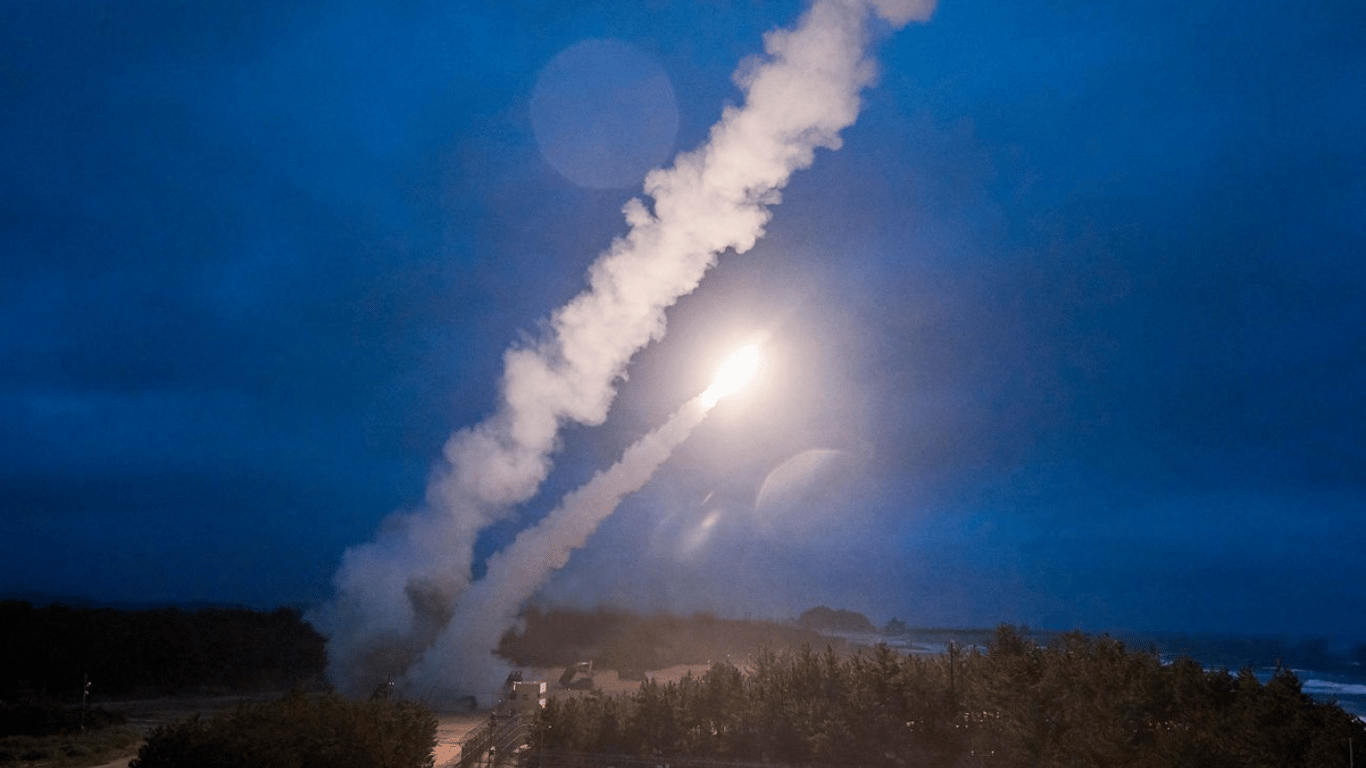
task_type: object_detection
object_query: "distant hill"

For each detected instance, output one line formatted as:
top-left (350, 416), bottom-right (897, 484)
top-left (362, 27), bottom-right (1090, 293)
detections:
top-left (498, 607), bottom-right (850, 677)
top-left (796, 605), bottom-right (876, 633)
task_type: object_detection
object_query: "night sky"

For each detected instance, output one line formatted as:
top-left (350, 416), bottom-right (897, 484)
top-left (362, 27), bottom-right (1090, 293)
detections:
top-left (4, 0), bottom-right (1363, 641)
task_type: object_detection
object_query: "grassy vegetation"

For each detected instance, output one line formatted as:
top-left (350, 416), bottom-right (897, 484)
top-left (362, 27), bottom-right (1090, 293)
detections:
top-left (0, 724), bottom-right (142, 767)
top-left (0, 701), bottom-right (141, 767)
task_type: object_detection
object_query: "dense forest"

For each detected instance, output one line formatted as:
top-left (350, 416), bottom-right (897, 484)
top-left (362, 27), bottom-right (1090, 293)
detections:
top-left (128, 691), bottom-right (436, 768)
top-left (795, 606), bottom-right (877, 634)
top-left (532, 626), bottom-right (1366, 768)
top-left (0, 601), bottom-right (325, 702)
top-left (499, 606), bottom-right (848, 678)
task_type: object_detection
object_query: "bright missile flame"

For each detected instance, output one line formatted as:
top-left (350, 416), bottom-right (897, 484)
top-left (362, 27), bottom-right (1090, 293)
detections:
top-left (701, 345), bottom-right (760, 407)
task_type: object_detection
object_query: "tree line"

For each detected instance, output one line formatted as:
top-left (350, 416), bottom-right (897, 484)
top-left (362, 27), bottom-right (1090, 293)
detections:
top-left (0, 601), bottom-right (325, 702)
top-left (128, 691), bottom-right (436, 768)
top-left (532, 625), bottom-right (1366, 768)
top-left (499, 606), bottom-right (846, 679)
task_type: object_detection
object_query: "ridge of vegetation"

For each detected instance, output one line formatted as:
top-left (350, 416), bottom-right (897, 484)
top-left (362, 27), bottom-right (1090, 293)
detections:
top-left (532, 625), bottom-right (1366, 767)
top-left (498, 606), bottom-right (851, 678)
top-left (1, 600), bottom-right (325, 702)
top-left (128, 691), bottom-right (437, 768)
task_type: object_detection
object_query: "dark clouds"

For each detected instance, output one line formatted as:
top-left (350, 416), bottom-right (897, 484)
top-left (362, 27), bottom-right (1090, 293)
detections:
top-left (2, 0), bottom-right (1362, 637)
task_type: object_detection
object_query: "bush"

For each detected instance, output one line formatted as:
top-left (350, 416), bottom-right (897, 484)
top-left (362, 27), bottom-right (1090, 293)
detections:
top-left (130, 691), bottom-right (437, 768)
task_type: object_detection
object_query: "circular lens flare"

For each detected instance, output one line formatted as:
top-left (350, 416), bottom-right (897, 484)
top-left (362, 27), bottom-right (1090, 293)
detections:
top-left (702, 345), bottom-right (760, 407)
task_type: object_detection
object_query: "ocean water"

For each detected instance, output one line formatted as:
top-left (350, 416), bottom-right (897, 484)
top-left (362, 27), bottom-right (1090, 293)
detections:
top-left (1281, 669), bottom-right (1366, 720)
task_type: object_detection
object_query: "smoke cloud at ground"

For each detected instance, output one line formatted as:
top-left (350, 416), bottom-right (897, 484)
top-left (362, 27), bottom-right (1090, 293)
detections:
top-left (402, 397), bottom-right (712, 700)
top-left (310, 0), bottom-right (936, 700)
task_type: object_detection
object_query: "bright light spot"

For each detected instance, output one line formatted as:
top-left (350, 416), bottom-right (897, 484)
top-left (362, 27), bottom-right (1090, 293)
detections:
top-left (680, 509), bottom-right (723, 556)
top-left (701, 345), bottom-right (760, 407)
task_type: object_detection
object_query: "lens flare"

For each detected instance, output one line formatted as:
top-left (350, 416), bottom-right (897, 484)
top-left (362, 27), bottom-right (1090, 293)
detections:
top-left (702, 345), bottom-right (760, 407)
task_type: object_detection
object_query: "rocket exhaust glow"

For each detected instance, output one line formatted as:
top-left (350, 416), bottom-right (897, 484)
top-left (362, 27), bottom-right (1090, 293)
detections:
top-left (702, 345), bottom-right (761, 407)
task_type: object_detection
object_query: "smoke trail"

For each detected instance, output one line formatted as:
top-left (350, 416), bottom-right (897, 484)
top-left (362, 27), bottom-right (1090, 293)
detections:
top-left (311, 0), bottom-right (936, 698)
top-left (401, 394), bottom-right (715, 699)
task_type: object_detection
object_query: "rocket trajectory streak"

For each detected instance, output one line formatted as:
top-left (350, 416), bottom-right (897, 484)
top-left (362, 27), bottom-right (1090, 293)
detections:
top-left (399, 346), bottom-right (762, 698)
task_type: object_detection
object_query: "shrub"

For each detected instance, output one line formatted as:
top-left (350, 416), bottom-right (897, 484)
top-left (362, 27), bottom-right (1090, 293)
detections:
top-left (130, 691), bottom-right (436, 768)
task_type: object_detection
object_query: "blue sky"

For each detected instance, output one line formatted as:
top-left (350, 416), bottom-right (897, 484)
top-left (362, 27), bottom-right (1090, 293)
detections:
top-left (3, 0), bottom-right (1363, 640)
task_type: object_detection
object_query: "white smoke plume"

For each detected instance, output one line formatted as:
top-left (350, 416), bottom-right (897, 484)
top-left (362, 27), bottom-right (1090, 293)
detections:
top-left (311, 0), bottom-right (935, 700)
top-left (402, 395), bottom-right (714, 699)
